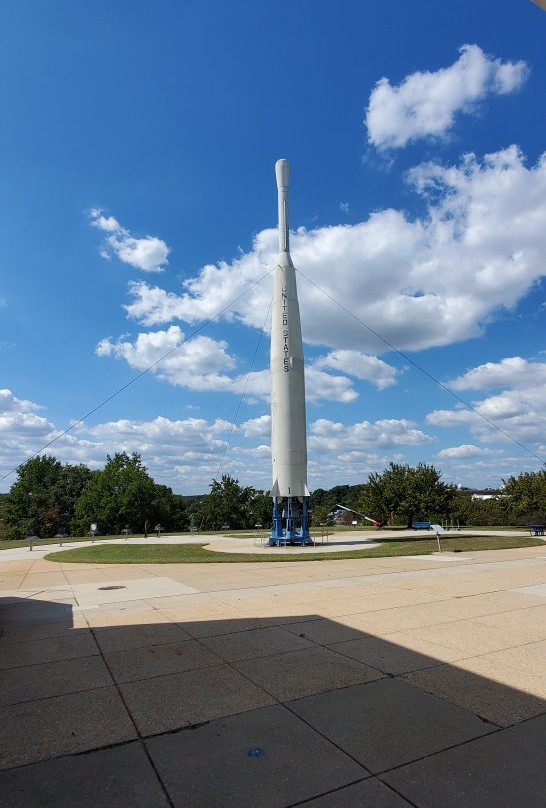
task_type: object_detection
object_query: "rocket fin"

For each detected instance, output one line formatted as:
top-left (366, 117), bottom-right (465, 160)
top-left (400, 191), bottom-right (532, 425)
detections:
top-left (270, 479), bottom-right (280, 497)
top-left (303, 484), bottom-right (310, 497)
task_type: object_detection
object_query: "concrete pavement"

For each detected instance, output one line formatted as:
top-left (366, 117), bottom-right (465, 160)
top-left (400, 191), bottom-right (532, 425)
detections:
top-left (0, 543), bottom-right (544, 806)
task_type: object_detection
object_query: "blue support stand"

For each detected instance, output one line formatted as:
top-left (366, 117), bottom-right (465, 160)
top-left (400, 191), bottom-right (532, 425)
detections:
top-left (268, 496), bottom-right (313, 546)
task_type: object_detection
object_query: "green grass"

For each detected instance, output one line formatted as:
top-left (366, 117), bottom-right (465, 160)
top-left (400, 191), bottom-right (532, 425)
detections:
top-left (44, 534), bottom-right (543, 564)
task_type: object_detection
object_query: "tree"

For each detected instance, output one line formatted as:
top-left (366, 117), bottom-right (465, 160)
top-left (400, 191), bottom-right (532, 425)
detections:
top-left (169, 493), bottom-right (191, 532)
top-left (359, 462), bottom-right (456, 529)
top-left (310, 484), bottom-right (362, 514)
top-left (72, 452), bottom-right (161, 536)
top-left (502, 469), bottom-right (546, 525)
top-left (248, 492), bottom-right (272, 529)
top-left (311, 505), bottom-right (334, 526)
top-left (196, 475), bottom-right (253, 530)
top-left (4, 456), bottom-right (92, 539)
top-left (451, 491), bottom-right (509, 527)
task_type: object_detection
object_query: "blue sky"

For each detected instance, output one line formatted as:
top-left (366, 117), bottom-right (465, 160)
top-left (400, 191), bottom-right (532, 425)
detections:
top-left (1, 0), bottom-right (545, 494)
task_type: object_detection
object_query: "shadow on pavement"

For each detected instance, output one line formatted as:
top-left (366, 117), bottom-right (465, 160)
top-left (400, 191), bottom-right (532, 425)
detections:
top-left (0, 596), bottom-right (544, 808)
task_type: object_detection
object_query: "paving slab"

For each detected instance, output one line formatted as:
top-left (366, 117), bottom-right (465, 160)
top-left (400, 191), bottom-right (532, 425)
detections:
top-left (0, 630), bottom-right (99, 669)
top-left (83, 608), bottom-right (166, 627)
top-left (329, 633), bottom-right (460, 674)
top-left (283, 617), bottom-right (363, 644)
top-left (471, 638), bottom-right (546, 675)
top-left (299, 777), bottom-right (414, 807)
top-left (71, 576), bottom-right (199, 606)
top-left (93, 620), bottom-right (191, 652)
top-left (0, 686), bottom-right (137, 769)
top-left (0, 655), bottom-right (113, 706)
top-left (382, 713), bottom-right (546, 808)
top-left (288, 678), bottom-right (496, 773)
top-left (235, 645), bottom-right (383, 701)
top-left (393, 618), bottom-right (534, 657)
top-left (178, 614), bottom-right (275, 638)
top-left (93, 598), bottom-right (156, 613)
top-left (199, 624), bottom-right (315, 661)
top-left (512, 583), bottom-right (546, 597)
top-left (105, 638), bottom-right (222, 683)
top-left (0, 616), bottom-right (87, 644)
top-left (0, 598), bottom-right (76, 626)
top-left (121, 663), bottom-right (275, 735)
top-left (404, 658), bottom-right (546, 726)
top-left (0, 742), bottom-right (171, 808)
top-left (146, 704), bottom-right (368, 808)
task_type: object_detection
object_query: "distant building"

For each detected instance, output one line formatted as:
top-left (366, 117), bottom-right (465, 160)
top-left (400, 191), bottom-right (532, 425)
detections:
top-left (457, 486), bottom-right (504, 501)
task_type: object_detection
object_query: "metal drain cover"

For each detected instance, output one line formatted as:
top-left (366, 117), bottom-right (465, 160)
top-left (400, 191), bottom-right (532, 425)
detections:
top-left (98, 585), bottom-right (127, 591)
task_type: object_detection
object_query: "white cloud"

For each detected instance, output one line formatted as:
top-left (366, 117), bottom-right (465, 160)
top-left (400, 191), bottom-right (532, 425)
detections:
top-left (125, 227), bottom-right (276, 325)
top-left (0, 411), bottom-right (54, 436)
top-left (309, 417), bottom-right (434, 452)
top-left (90, 208), bottom-right (170, 272)
top-left (449, 357), bottom-right (546, 391)
top-left (313, 350), bottom-right (397, 389)
top-left (436, 444), bottom-right (497, 459)
top-left (97, 328), bottom-right (358, 403)
top-left (241, 415), bottom-right (271, 439)
top-left (122, 147), bottom-right (546, 360)
top-left (96, 326), bottom-right (237, 391)
top-left (428, 356), bottom-right (546, 452)
top-left (0, 389), bottom-right (43, 413)
top-left (365, 44), bottom-right (529, 149)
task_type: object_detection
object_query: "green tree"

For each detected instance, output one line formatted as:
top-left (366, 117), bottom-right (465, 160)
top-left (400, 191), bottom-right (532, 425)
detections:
top-left (4, 456), bottom-right (92, 539)
top-left (311, 504), bottom-right (334, 526)
top-left (248, 492), bottom-right (272, 529)
top-left (502, 469), bottom-right (546, 525)
top-left (196, 475), bottom-right (253, 530)
top-left (359, 462), bottom-right (456, 529)
top-left (72, 452), bottom-right (160, 536)
top-left (451, 491), bottom-right (509, 527)
top-left (310, 484), bottom-right (362, 514)
top-left (169, 493), bottom-right (191, 532)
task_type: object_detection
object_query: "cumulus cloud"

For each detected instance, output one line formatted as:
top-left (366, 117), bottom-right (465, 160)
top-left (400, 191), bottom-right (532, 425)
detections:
top-left (0, 411), bottom-right (54, 437)
top-left (122, 147), bottom-right (546, 360)
top-left (309, 417), bottom-right (434, 452)
top-left (428, 356), bottom-right (546, 452)
top-left (241, 415), bottom-right (271, 439)
top-left (448, 357), bottom-right (546, 391)
top-left (90, 208), bottom-right (170, 272)
top-left (96, 326), bottom-right (237, 391)
top-left (365, 44), bottom-right (529, 149)
top-left (0, 389), bottom-right (43, 413)
top-left (436, 444), bottom-right (498, 459)
top-left (313, 350), bottom-right (397, 389)
top-left (96, 328), bottom-right (359, 403)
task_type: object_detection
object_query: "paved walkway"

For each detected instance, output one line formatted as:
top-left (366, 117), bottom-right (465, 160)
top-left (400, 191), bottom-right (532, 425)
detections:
top-left (0, 544), bottom-right (544, 806)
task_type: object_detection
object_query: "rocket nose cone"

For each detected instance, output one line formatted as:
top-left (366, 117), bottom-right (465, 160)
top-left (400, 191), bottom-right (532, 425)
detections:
top-left (275, 159), bottom-right (290, 189)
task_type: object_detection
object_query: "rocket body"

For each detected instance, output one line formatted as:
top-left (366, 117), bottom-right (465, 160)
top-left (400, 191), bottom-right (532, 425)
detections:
top-left (270, 160), bottom-right (309, 501)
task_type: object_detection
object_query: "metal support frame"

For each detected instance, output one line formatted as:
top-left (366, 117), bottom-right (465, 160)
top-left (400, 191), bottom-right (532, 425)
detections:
top-left (268, 496), bottom-right (313, 546)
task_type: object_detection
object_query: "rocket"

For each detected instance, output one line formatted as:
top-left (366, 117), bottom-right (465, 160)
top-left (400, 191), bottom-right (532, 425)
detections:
top-left (269, 159), bottom-right (311, 544)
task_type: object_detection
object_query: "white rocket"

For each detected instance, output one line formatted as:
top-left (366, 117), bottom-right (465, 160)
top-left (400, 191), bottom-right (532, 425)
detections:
top-left (269, 160), bottom-right (310, 543)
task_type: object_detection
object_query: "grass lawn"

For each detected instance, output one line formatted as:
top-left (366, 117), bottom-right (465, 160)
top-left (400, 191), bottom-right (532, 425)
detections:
top-left (44, 534), bottom-right (543, 564)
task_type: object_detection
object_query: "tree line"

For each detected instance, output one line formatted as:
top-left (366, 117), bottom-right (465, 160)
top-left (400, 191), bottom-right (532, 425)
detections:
top-left (358, 463), bottom-right (545, 528)
top-left (0, 453), bottom-right (190, 540)
top-left (0, 455), bottom-right (544, 541)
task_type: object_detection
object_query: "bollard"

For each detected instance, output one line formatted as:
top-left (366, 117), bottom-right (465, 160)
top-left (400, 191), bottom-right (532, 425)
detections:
top-left (29, 535), bottom-right (33, 552)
